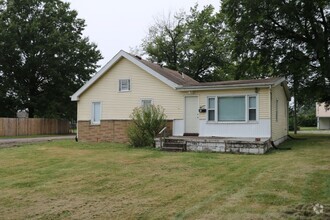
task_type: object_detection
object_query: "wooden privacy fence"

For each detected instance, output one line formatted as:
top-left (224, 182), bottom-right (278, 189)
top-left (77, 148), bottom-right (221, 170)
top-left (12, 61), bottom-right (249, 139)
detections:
top-left (0, 118), bottom-right (70, 137)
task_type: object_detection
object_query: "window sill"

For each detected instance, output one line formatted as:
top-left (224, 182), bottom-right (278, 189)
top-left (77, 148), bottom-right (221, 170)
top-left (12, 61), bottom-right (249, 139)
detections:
top-left (118, 90), bottom-right (131, 93)
top-left (90, 122), bottom-right (101, 126)
top-left (206, 121), bottom-right (259, 124)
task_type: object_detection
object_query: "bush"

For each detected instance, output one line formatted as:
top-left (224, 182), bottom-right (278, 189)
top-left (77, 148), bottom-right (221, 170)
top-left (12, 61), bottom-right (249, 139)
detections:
top-left (128, 105), bottom-right (167, 147)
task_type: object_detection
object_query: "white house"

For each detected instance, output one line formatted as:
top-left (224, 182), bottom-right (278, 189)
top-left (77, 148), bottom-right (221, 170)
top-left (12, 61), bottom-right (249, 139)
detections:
top-left (316, 103), bottom-right (330, 129)
top-left (71, 50), bottom-right (290, 146)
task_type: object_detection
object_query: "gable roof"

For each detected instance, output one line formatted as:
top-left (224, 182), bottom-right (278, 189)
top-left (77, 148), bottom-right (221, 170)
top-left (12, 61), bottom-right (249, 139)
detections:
top-left (71, 50), bottom-right (290, 101)
top-left (131, 56), bottom-right (199, 86)
top-left (71, 50), bottom-right (198, 101)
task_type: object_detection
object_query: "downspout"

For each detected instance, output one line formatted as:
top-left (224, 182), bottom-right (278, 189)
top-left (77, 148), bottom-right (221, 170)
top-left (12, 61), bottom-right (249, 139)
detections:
top-left (269, 85), bottom-right (272, 143)
top-left (287, 99), bottom-right (289, 137)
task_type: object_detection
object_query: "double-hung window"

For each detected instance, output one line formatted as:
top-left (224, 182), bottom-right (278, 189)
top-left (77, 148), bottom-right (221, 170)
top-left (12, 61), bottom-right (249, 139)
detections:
top-left (119, 79), bottom-right (130, 92)
top-left (208, 97), bottom-right (215, 121)
top-left (91, 102), bottom-right (101, 124)
top-left (207, 95), bottom-right (258, 122)
top-left (248, 96), bottom-right (257, 121)
top-left (141, 99), bottom-right (152, 108)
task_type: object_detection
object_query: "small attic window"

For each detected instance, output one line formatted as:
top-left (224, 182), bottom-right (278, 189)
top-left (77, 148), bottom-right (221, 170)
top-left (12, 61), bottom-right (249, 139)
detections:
top-left (119, 79), bottom-right (130, 92)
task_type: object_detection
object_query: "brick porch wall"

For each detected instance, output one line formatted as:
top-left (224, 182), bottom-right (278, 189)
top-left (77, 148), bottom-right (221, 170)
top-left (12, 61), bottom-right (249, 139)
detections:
top-left (77, 120), bottom-right (173, 143)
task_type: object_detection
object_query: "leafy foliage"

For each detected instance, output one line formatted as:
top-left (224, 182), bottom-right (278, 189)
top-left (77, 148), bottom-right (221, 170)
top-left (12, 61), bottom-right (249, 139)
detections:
top-left (142, 5), bottom-right (233, 82)
top-left (222, 0), bottom-right (330, 102)
top-left (0, 0), bottom-right (102, 118)
top-left (128, 105), bottom-right (166, 147)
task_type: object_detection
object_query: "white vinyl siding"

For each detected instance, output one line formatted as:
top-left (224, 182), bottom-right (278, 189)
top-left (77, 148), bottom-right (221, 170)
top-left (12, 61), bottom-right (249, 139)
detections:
top-left (91, 102), bottom-right (101, 124)
top-left (119, 79), bottom-right (130, 92)
top-left (78, 58), bottom-right (184, 120)
top-left (271, 84), bottom-right (288, 141)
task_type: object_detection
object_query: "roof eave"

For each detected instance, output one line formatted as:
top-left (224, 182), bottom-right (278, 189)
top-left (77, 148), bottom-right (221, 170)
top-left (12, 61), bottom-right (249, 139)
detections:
top-left (176, 83), bottom-right (274, 91)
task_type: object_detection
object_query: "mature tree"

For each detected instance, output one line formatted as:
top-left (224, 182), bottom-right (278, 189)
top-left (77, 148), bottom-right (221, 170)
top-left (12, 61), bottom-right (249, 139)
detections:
top-left (142, 5), bottom-right (232, 81)
top-left (142, 11), bottom-right (186, 72)
top-left (0, 0), bottom-right (102, 119)
top-left (222, 0), bottom-right (330, 102)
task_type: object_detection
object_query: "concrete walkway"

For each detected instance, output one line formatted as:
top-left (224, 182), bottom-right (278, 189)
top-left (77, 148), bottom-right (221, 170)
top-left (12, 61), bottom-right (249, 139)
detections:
top-left (0, 135), bottom-right (76, 148)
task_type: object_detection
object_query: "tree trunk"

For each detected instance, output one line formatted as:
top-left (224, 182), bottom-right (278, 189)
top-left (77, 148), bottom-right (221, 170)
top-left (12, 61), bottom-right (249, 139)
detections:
top-left (28, 105), bottom-right (35, 118)
top-left (293, 83), bottom-right (298, 135)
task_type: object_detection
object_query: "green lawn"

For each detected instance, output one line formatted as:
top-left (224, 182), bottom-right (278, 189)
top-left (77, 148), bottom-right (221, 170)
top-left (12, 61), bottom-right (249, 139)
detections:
top-left (299, 127), bottom-right (317, 131)
top-left (0, 134), bottom-right (329, 219)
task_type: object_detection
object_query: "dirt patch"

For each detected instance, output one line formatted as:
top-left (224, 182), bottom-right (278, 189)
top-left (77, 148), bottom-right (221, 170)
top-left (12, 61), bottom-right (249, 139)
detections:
top-left (283, 203), bottom-right (330, 219)
top-left (0, 136), bottom-right (75, 148)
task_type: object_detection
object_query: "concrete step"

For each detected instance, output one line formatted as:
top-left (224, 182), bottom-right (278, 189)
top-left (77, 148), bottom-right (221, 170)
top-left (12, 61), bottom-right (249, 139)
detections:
top-left (162, 140), bottom-right (186, 152)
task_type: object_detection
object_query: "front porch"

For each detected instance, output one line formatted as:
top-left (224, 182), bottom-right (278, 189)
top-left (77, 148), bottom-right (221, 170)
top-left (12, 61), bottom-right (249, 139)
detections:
top-left (155, 136), bottom-right (272, 154)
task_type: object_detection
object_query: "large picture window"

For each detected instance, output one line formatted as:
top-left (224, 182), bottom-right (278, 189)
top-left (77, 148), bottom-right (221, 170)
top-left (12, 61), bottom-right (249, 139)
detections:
top-left (91, 102), bottom-right (101, 124)
top-left (207, 95), bottom-right (258, 122)
top-left (218, 96), bottom-right (245, 121)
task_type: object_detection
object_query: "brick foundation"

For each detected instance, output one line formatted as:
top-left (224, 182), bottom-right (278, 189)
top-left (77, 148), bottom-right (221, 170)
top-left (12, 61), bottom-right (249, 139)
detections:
top-left (78, 120), bottom-right (173, 143)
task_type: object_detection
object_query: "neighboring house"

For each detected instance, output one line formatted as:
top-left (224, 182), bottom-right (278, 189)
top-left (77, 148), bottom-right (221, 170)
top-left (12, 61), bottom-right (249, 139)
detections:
top-left (71, 50), bottom-right (290, 145)
top-left (316, 103), bottom-right (330, 129)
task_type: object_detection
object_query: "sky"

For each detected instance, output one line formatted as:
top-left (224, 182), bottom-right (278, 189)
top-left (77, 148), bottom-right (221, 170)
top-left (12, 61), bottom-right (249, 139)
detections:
top-left (65, 0), bottom-right (221, 68)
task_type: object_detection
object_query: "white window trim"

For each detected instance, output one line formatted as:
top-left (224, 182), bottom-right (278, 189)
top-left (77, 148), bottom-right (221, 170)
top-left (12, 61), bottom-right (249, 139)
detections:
top-left (207, 96), bottom-right (216, 122)
top-left (248, 95), bottom-right (258, 122)
top-left (206, 94), bottom-right (259, 124)
top-left (119, 79), bottom-right (131, 92)
top-left (91, 101), bottom-right (101, 125)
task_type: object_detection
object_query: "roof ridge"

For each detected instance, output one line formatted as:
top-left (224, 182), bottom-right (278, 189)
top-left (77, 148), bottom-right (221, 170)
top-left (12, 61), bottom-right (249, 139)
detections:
top-left (126, 52), bottom-right (200, 85)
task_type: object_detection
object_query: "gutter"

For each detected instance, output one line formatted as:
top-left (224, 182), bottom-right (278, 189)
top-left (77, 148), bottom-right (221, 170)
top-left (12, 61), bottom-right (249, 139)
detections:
top-left (176, 83), bottom-right (273, 91)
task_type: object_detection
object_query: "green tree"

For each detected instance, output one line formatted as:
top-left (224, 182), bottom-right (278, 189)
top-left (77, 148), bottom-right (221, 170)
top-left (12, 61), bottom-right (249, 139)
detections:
top-left (222, 0), bottom-right (329, 133)
top-left (142, 11), bottom-right (186, 72)
top-left (142, 5), bottom-right (232, 81)
top-left (0, 0), bottom-right (102, 119)
top-left (222, 0), bottom-right (330, 101)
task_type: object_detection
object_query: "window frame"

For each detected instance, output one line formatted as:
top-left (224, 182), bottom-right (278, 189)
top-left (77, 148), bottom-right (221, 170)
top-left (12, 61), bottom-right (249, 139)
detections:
top-left (206, 94), bottom-right (258, 123)
top-left (218, 95), bottom-right (246, 122)
top-left (248, 95), bottom-right (257, 121)
top-left (275, 99), bottom-right (279, 122)
top-left (91, 101), bottom-right (101, 125)
top-left (119, 79), bottom-right (131, 92)
top-left (140, 98), bottom-right (153, 108)
top-left (207, 97), bottom-right (216, 122)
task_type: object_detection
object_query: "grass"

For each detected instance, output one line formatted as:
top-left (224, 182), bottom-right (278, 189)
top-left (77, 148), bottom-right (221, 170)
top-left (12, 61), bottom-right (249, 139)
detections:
top-left (0, 134), bottom-right (329, 219)
top-left (299, 127), bottom-right (317, 131)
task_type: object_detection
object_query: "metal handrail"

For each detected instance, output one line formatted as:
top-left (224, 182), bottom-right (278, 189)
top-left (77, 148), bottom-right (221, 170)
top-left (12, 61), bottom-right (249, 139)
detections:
top-left (158, 127), bottom-right (167, 148)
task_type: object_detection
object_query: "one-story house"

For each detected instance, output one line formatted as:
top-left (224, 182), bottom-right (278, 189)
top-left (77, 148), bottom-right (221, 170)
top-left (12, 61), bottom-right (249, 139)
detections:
top-left (71, 50), bottom-right (290, 146)
top-left (316, 102), bottom-right (330, 129)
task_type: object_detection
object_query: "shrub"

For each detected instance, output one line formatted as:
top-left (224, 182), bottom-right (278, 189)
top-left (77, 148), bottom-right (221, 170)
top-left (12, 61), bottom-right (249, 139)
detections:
top-left (128, 105), bottom-right (167, 147)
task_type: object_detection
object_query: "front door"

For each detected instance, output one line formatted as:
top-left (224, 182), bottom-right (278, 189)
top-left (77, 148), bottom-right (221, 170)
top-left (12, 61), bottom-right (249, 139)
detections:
top-left (184, 96), bottom-right (199, 134)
